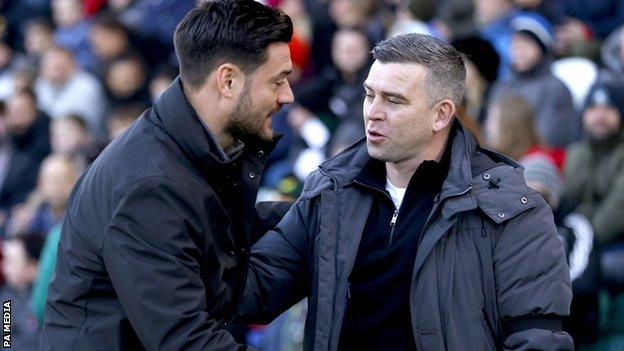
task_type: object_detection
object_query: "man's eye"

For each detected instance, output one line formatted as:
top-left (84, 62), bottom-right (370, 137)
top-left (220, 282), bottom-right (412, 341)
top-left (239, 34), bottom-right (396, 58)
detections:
top-left (364, 93), bottom-right (374, 99)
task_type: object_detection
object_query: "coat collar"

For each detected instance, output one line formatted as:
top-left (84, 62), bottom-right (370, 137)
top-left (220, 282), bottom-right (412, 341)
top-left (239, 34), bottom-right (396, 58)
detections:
top-left (151, 77), bottom-right (280, 168)
top-left (317, 120), bottom-right (536, 223)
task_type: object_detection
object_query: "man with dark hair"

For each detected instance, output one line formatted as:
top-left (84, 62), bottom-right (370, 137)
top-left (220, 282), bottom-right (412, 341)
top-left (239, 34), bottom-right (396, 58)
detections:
top-left (40, 1), bottom-right (293, 350)
top-left (241, 33), bottom-right (573, 350)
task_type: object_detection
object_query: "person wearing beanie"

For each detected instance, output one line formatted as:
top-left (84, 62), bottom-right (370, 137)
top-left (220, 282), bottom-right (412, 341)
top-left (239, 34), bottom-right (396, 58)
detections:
top-left (563, 81), bottom-right (624, 247)
top-left (521, 154), bottom-right (563, 208)
top-left (489, 12), bottom-right (578, 148)
top-left (582, 82), bottom-right (624, 141)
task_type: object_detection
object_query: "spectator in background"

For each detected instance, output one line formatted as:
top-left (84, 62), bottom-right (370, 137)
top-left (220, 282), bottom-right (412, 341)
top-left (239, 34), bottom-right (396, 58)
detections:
top-left (5, 88), bottom-right (50, 165)
top-left (0, 101), bottom-right (39, 231)
top-left (556, 0), bottom-right (624, 58)
top-left (563, 82), bottom-right (624, 246)
top-left (29, 155), bottom-right (83, 326)
top-left (50, 114), bottom-right (93, 166)
top-left (0, 41), bottom-right (29, 100)
top-left (0, 231), bottom-right (45, 350)
top-left (490, 12), bottom-right (578, 148)
top-left (521, 154), bottom-right (601, 347)
top-left (485, 94), bottom-right (566, 169)
top-left (51, 0), bottom-right (97, 72)
top-left (35, 46), bottom-right (107, 136)
top-left (473, 0), bottom-right (518, 77)
top-left (0, 0), bottom-right (50, 51)
top-left (88, 14), bottom-right (135, 80)
top-left (104, 54), bottom-right (150, 107)
top-left (5, 154), bottom-right (81, 237)
top-left (563, 84), bottom-right (624, 342)
top-left (22, 18), bottom-right (55, 72)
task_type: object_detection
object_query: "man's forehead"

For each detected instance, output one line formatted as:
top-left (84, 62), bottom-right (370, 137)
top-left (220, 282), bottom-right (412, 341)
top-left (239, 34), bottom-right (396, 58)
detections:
top-left (258, 42), bottom-right (292, 77)
top-left (364, 61), bottom-right (425, 91)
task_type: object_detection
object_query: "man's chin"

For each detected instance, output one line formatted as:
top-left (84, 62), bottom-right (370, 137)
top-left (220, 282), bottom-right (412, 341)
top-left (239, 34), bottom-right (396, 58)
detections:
top-left (253, 127), bottom-right (274, 142)
top-left (366, 144), bottom-right (388, 161)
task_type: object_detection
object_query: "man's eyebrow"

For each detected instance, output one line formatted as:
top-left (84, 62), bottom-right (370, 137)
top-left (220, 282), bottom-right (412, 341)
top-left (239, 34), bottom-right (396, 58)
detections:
top-left (363, 83), bottom-right (407, 100)
top-left (272, 69), bottom-right (292, 80)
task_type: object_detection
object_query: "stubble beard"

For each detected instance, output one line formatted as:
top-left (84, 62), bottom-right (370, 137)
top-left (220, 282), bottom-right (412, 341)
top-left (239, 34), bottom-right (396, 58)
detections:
top-left (224, 82), bottom-right (273, 142)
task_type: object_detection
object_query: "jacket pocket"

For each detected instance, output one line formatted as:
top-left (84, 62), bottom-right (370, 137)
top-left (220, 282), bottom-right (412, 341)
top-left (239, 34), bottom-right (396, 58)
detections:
top-left (481, 306), bottom-right (500, 351)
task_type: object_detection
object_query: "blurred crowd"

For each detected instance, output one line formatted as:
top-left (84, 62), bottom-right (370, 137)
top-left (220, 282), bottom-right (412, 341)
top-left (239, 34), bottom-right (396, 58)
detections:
top-left (0, 0), bottom-right (623, 349)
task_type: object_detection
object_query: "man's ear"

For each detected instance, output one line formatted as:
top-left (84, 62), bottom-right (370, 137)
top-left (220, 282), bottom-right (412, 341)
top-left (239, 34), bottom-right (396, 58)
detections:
top-left (433, 99), bottom-right (456, 132)
top-left (215, 63), bottom-right (245, 98)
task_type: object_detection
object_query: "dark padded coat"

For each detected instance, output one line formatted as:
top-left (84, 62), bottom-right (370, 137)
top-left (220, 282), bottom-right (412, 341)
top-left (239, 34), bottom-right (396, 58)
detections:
top-left (40, 78), bottom-right (284, 351)
top-left (242, 122), bottom-right (574, 351)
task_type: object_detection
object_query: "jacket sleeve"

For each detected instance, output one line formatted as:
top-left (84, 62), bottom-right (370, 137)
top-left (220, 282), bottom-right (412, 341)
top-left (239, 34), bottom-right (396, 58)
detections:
top-left (250, 201), bottom-right (294, 245)
top-left (492, 195), bottom-right (574, 350)
top-left (103, 177), bottom-right (253, 351)
top-left (238, 196), bottom-right (313, 324)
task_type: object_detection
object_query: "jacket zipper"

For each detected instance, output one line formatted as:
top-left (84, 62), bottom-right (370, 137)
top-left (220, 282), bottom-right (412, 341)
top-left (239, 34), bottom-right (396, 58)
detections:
top-left (352, 179), bottom-right (400, 247)
top-left (417, 186), bottom-right (472, 247)
top-left (388, 209), bottom-right (399, 246)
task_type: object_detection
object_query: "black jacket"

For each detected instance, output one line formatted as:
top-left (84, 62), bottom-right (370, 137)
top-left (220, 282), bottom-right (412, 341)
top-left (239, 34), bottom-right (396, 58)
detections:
top-left (242, 122), bottom-right (574, 350)
top-left (41, 78), bottom-right (282, 351)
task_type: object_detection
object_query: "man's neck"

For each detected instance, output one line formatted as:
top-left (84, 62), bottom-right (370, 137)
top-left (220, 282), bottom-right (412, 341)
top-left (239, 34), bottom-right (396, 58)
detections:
top-left (385, 132), bottom-right (450, 188)
top-left (183, 82), bottom-right (234, 149)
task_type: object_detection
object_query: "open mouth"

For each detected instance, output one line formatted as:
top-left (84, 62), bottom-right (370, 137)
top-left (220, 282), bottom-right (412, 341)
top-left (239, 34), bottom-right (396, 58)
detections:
top-left (366, 129), bottom-right (387, 142)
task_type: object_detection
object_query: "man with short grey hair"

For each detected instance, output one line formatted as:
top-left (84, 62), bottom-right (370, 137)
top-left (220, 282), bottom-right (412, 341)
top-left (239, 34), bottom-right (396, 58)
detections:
top-left (241, 33), bottom-right (573, 350)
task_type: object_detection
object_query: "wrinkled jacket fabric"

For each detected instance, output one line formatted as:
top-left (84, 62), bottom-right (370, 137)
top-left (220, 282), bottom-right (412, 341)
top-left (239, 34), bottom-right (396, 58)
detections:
top-left (40, 78), bottom-right (282, 351)
top-left (242, 123), bottom-right (573, 351)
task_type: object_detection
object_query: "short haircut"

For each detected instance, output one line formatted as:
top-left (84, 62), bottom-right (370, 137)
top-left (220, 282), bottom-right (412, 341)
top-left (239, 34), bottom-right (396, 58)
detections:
top-left (174, 0), bottom-right (293, 90)
top-left (372, 33), bottom-right (466, 108)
